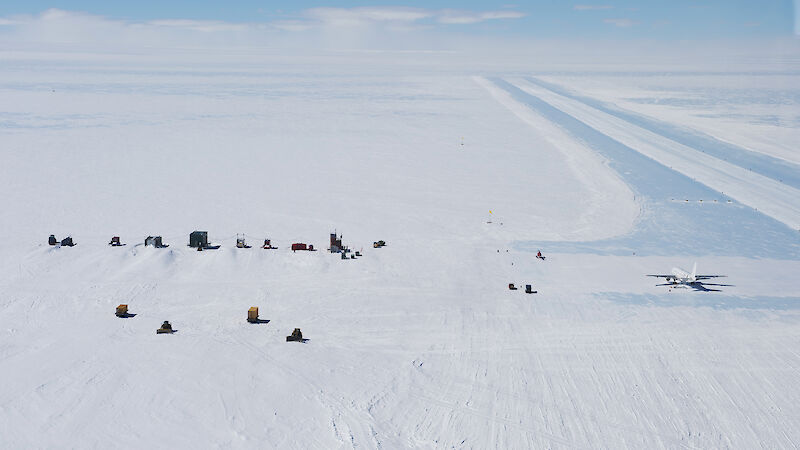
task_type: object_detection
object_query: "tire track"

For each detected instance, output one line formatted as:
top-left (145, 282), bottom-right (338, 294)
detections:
top-left (236, 339), bottom-right (380, 449)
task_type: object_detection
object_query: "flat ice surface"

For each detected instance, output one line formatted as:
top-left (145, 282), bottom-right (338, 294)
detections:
top-left (1, 55), bottom-right (799, 448)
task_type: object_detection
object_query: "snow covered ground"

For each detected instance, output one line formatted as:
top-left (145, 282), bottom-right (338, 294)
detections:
top-left (1, 53), bottom-right (800, 448)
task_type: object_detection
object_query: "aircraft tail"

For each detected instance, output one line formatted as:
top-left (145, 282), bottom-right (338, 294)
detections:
top-left (691, 262), bottom-right (697, 280)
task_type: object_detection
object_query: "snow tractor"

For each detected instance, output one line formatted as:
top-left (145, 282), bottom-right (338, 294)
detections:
top-left (286, 328), bottom-right (305, 342)
top-left (156, 321), bottom-right (175, 334)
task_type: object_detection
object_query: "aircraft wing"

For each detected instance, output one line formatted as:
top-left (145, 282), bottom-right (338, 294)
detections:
top-left (695, 275), bottom-right (726, 279)
top-left (692, 284), bottom-right (721, 292)
top-left (688, 282), bottom-right (724, 292)
top-left (646, 274), bottom-right (672, 278)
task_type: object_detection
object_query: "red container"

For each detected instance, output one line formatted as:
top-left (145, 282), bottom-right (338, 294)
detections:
top-left (291, 243), bottom-right (307, 251)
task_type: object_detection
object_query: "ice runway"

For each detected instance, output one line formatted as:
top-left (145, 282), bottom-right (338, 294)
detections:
top-left (507, 77), bottom-right (800, 230)
top-left (479, 76), bottom-right (800, 259)
top-left (524, 76), bottom-right (800, 190)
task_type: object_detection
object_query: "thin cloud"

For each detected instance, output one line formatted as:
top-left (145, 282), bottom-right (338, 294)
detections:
top-left (304, 7), bottom-right (433, 27)
top-left (302, 7), bottom-right (525, 27)
top-left (573, 5), bottom-right (614, 11)
top-left (0, 7), bottom-right (526, 42)
top-left (148, 19), bottom-right (249, 33)
top-left (604, 18), bottom-right (638, 27)
top-left (269, 20), bottom-right (314, 32)
top-left (0, 7), bottom-right (527, 52)
top-left (438, 10), bottom-right (526, 25)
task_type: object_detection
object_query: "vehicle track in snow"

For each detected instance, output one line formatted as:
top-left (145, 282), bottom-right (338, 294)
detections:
top-left (235, 337), bottom-right (381, 449)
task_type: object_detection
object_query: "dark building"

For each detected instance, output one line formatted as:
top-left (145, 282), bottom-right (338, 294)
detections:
top-left (330, 233), bottom-right (343, 253)
top-left (189, 231), bottom-right (208, 248)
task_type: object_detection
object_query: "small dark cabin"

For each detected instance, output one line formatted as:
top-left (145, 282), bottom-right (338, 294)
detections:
top-left (189, 231), bottom-right (208, 248)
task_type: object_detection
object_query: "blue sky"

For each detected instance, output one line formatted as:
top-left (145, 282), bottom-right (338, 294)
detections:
top-left (0, 1), bottom-right (796, 40)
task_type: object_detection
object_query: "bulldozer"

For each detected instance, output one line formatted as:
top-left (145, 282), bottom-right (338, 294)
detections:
top-left (286, 328), bottom-right (305, 342)
top-left (156, 321), bottom-right (175, 334)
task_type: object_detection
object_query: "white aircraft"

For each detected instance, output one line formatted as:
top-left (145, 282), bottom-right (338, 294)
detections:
top-left (647, 262), bottom-right (729, 291)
